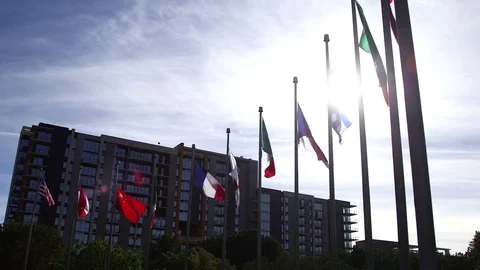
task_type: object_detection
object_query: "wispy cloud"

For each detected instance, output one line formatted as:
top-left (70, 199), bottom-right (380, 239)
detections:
top-left (0, 0), bottom-right (478, 252)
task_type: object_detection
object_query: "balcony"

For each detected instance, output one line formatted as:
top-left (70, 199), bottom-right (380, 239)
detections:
top-left (344, 226), bottom-right (358, 232)
top-left (342, 209), bottom-right (357, 216)
top-left (343, 218), bottom-right (358, 224)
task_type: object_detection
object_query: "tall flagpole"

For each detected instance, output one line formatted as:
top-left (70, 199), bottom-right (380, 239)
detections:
top-left (222, 128), bottom-right (231, 270)
top-left (66, 165), bottom-right (83, 270)
top-left (23, 168), bottom-right (44, 270)
top-left (380, 0), bottom-right (410, 269)
top-left (350, 1), bottom-right (374, 269)
top-left (184, 144), bottom-right (196, 270)
top-left (324, 34), bottom-right (337, 269)
top-left (394, 0), bottom-right (437, 269)
top-left (144, 153), bottom-right (158, 270)
top-left (106, 161), bottom-right (120, 270)
top-left (293, 76), bottom-right (299, 270)
top-left (257, 107), bottom-right (263, 270)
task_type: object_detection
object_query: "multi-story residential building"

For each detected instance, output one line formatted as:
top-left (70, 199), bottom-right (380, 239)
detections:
top-left (4, 122), bottom-right (356, 256)
top-left (260, 188), bottom-right (358, 256)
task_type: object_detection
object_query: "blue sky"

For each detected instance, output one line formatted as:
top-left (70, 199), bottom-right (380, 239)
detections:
top-left (1, 0), bottom-right (479, 253)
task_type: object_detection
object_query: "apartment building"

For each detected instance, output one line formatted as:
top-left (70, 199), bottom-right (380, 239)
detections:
top-left (4, 122), bottom-right (356, 256)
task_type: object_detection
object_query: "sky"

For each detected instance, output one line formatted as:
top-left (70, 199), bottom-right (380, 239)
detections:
top-left (1, 0), bottom-right (479, 254)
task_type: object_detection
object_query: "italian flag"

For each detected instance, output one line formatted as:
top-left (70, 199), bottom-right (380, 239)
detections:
top-left (261, 118), bottom-right (275, 178)
top-left (357, 0), bottom-right (389, 106)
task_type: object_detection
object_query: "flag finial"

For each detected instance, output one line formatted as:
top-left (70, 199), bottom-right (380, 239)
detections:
top-left (259, 106), bottom-right (263, 113)
top-left (293, 77), bottom-right (298, 83)
top-left (324, 34), bottom-right (330, 42)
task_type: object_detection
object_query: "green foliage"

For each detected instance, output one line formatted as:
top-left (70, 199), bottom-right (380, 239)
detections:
top-left (199, 229), bottom-right (283, 270)
top-left (467, 230), bottom-right (480, 269)
top-left (71, 240), bottom-right (142, 270)
top-left (153, 246), bottom-right (235, 270)
top-left (0, 222), bottom-right (65, 270)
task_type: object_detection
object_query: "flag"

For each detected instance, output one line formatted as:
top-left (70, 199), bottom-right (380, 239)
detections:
top-left (38, 178), bottom-right (55, 207)
top-left (228, 150), bottom-right (240, 209)
top-left (150, 191), bottom-right (157, 229)
top-left (332, 107), bottom-right (352, 144)
top-left (77, 185), bottom-right (89, 218)
top-left (297, 104), bottom-right (329, 168)
top-left (194, 162), bottom-right (225, 200)
top-left (261, 118), bottom-right (276, 178)
top-left (357, 1), bottom-right (389, 106)
top-left (115, 188), bottom-right (147, 224)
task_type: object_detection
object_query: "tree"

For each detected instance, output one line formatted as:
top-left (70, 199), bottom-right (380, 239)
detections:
top-left (0, 222), bottom-right (65, 269)
top-left (154, 246), bottom-right (235, 270)
top-left (71, 240), bottom-right (142, 270)
top-left (467, 231), bottom-right (480, 269)
top-left (149, 232), bottom-right (182, 270)
top-left (199, 229), bottom-right (283, 270)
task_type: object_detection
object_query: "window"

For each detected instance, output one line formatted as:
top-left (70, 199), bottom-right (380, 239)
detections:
top-left (37, 131), bottom-right (51, 142)
top-left (33, 157), bottom-right (43, 166)
top-left (82, 152), bottom-right (98, 164)
top-left (216, 162), bottom-right (226, 173)
top-left (182, 158), bottom-right (192, 169)
top-left (83, 140), bottom-right (99, 153)
top-left (116, 147), bottom-right (126, 157)
top-left (35, 144), bottom-right (49, 155)
top-left (129, 150), bottom-right (152, 161)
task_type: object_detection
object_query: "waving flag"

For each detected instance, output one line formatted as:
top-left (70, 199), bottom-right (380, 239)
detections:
top-left (77, 185), bottom-right (89, 218)
top-left (261, 118), bottom-right (276, 178)
top-left (332, 107), bottom-right (352, 144)
top-left (115, 188), bottom-right (147, 224)
top-left (38, 178), bottom-right (55, 207)
top-left (297, 104), bottom-right (328, 168)
top-left (228, 150), bottom-right (240, 208)
top-left (194, 162), bottom-right (225, 200)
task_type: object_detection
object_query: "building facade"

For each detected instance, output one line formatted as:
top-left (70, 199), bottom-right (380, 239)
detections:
top-left (260, 188), bottom-right (357, 256)
top-left (4, 122), bottom-right (356, 256)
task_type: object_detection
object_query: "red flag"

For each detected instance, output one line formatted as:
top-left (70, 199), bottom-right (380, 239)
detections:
top-left (77, 185), bottom-right (89, 218)
top-left (115, 188), bottom-right (147, 224)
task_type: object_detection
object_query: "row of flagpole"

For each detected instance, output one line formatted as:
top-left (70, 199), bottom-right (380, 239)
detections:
top-left (22, 1), bottom-right (437, 270)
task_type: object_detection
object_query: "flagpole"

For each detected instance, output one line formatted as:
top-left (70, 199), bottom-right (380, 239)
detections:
top-left (184, 144), bottom-right (196, 270)
top-left (324, 34), bottom-right (338, 269)
top-left (257, 107), bottom-right (263, 270)
top-left (23, 168), bottom-right (44, 270)
top-left (394, 0), bottom-right (437, 269)
top-left (106, 161), bottom-right (120, 270)
top-left (66, 165), bottom-right (83, 270)
top-left (380, 0), bottom-right (410, 269)
top-left (351, 1), bottom-right (374, 269)
top-left (293, 76), bottom-right (299, 270)
top-left (222, 128), bottom-right (231, 270)
top-left (144, 153), bottom-right (158, 270)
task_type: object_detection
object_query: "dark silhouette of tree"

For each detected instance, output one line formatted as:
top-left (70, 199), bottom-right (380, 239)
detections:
top-left (0, 222), bottom-right (64, 270)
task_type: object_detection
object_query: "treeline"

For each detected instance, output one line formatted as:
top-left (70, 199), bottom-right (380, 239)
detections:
top-left (1, 223), bottom-right (479, 269)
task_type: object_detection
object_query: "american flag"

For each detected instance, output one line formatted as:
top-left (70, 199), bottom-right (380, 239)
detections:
top-left (38, 178), bottom-right (55, 207)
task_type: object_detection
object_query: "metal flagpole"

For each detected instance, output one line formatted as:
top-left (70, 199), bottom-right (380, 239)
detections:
top-left (394, 0), bottom-right (438, 269)
top-left (257, 107), bottom-right (263, 270)
top-left (23, 168), bottom-right (44, 270)
top-left (184, 144), bottom-right (196, 270)
top-left (144, 153), bottom-right (158, 270)
top-left (222, 128), bottom-right (231, 270)
top-left (293, 76), bottom-right (299, 270)
top-left (66, 165), bottom-right (83, 270)
top-left (106, 161), bottom-right (120, 270)
top-left (380, 0), bottom-right (410, 269)
top-left (350, 1), bottom-right (374, 269)
top-left (324, 34), bottom-right (338, 269)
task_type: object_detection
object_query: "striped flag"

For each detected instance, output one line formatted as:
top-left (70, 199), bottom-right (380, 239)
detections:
top-left (38, 178), bottom-right (55, 207)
